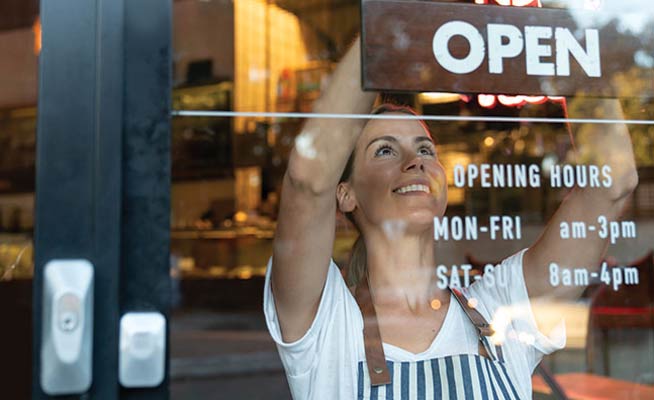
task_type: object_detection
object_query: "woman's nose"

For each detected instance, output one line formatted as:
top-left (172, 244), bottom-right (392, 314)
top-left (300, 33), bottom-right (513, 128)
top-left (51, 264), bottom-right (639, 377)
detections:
top-left (402, 155), bottom-right (425, 173)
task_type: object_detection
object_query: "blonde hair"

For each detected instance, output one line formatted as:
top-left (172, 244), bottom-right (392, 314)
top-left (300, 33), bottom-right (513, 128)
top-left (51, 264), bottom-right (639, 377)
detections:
top-left (339, 103), bottom-right (431, 286)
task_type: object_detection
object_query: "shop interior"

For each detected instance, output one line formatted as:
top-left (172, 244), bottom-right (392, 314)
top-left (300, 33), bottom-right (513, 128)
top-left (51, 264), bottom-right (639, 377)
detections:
top-left (1, 0), bottom-right (653, 397)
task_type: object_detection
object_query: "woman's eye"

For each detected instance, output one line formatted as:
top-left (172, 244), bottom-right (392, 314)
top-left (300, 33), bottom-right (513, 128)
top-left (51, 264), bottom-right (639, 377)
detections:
top-left (418, 146), bottom-right (435, 156)
top-left (374, 145), bottom-right (395, 157)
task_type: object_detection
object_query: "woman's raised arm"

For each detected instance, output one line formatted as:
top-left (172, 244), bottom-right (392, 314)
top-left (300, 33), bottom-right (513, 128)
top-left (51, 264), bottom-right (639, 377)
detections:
top-left (523, 98), bottom-right (638, 300)
top-left (271, 37), bottom-right (376, 342)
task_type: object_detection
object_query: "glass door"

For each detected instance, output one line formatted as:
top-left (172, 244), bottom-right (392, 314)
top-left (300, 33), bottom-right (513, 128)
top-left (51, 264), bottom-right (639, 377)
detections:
top-left (13, 0), bottom-right (654, 399)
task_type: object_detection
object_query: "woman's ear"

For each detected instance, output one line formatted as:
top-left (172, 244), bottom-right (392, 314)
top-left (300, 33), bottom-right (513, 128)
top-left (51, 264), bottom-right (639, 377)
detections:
top-left (336, 182), bottom-right (356, 213)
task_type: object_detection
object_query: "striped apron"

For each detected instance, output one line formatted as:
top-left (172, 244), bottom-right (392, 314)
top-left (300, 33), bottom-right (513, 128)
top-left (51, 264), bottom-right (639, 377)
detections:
top-left (355, 279), bottom-right (523, 400)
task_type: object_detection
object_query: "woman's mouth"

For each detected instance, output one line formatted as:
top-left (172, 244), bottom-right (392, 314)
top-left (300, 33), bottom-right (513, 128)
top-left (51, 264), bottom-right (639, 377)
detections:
top-left (393, 184), bottom-right (431, 194)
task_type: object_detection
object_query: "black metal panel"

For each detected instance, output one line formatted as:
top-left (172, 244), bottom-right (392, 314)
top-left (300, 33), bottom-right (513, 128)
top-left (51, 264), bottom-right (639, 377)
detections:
top-left (35, 0), bottom-right (171, 397)
top-left (34, 0), bottom-right (123, 398)
top-left (120, 0), bottom-right (172, 398)
top-left (92, 0), bottom-right (125, 397)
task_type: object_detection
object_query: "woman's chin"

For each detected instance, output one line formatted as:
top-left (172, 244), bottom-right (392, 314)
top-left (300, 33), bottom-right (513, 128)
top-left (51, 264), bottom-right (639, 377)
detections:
top-left (397, 210), bottom-right (438, 233)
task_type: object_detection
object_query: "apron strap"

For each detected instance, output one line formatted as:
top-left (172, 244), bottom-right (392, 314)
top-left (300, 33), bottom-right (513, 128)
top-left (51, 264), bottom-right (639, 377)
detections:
top-left (354, 279), bottom-right (505, 387)
top-left (449, 286), bottom-right (504, 362)
top-left (354, 276), bottom-right (391, 386)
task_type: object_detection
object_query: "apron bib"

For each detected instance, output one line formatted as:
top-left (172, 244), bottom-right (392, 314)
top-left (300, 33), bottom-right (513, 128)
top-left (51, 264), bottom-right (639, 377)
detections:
top-left (356, 354), bottom-right (521, 400)
top-left (354, 278), bottom-right (522, 400)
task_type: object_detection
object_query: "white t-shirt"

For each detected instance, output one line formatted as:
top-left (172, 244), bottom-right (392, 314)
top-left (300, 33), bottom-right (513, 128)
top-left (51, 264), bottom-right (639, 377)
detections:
top-left (264, 249), bottom-right (565, 399)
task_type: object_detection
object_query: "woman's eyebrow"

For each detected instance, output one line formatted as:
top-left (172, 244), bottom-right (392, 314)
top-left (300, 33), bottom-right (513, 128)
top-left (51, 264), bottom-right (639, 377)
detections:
top-left (365, 135), bottom-right (398, 150)
top-left (415, 136), bottom-right (435, 145)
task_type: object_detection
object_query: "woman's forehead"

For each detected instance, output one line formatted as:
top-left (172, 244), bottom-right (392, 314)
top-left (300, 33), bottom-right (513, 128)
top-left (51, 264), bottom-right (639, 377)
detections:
top-left (360, 114), bottom-right (432, 145)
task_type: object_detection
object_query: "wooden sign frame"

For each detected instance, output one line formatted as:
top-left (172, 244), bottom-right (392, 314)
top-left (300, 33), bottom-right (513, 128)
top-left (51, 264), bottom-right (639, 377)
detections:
top-left (361, 0), bottom-right (653, 97)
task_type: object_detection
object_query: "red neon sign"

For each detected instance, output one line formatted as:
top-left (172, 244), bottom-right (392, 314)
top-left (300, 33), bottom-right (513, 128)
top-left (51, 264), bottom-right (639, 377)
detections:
top-left (476, 94), bottom-right (565, 108)
top-left (474, 0), bottom-right (542, 6)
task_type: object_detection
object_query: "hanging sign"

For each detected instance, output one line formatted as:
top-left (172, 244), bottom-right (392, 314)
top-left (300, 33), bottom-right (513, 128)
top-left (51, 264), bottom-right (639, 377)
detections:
top-left (361, 0), bottom-right (652, 97)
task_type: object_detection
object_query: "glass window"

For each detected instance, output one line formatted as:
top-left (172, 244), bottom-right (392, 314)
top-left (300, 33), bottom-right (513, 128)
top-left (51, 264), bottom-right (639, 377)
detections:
top-left (171, 0), bottom-right (653, 398)
top-left (0, 1), bottom-right (39, 397)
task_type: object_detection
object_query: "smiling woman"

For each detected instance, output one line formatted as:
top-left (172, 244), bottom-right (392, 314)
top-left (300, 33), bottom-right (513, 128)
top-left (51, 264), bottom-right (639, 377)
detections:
top-left (337, 104), bottom-right (447, 287)
top-left (264, 33), bottom-right (637, 399)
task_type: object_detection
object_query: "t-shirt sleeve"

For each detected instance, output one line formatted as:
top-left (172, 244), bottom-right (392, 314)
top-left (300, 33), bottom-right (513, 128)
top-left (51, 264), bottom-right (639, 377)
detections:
top-left (263, 256), bottom-right (355, 378)
top-left (466, 249), bottom-right (566, 372)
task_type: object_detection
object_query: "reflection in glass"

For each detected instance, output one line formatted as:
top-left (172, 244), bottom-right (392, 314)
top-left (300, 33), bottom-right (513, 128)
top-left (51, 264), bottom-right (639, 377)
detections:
top-left (168, 1), bottom-right (654, 398)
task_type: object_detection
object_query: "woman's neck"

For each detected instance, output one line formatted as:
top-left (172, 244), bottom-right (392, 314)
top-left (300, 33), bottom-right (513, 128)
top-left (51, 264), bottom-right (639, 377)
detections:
top-left (363, 227), bottom-right (445, 312)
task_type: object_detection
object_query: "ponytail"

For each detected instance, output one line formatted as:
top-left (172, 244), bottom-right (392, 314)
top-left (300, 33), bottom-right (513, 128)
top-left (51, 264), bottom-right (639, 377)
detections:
top-left (346, 235), bottom-right (367, 286)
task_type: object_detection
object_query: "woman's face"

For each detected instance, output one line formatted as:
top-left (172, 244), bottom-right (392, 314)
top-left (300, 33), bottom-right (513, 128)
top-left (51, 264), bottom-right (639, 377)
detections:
top-left (340, 113), bottom-right (447, 234)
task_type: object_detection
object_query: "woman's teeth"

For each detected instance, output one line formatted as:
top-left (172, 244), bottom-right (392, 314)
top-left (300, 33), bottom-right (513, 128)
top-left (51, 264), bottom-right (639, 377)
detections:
top-left (394, 184), bottom-right (430, 194)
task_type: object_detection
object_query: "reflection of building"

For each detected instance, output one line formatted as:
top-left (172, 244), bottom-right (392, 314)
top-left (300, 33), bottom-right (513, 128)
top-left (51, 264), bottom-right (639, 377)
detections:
top-left (171, 0), bottom-right (339, 226)
top-left (0, 0), bottom-right (654, 276)
top-left (0, 2), bottom-right (653, 398)
top-left (1, 0), bottom-right (654, 283)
